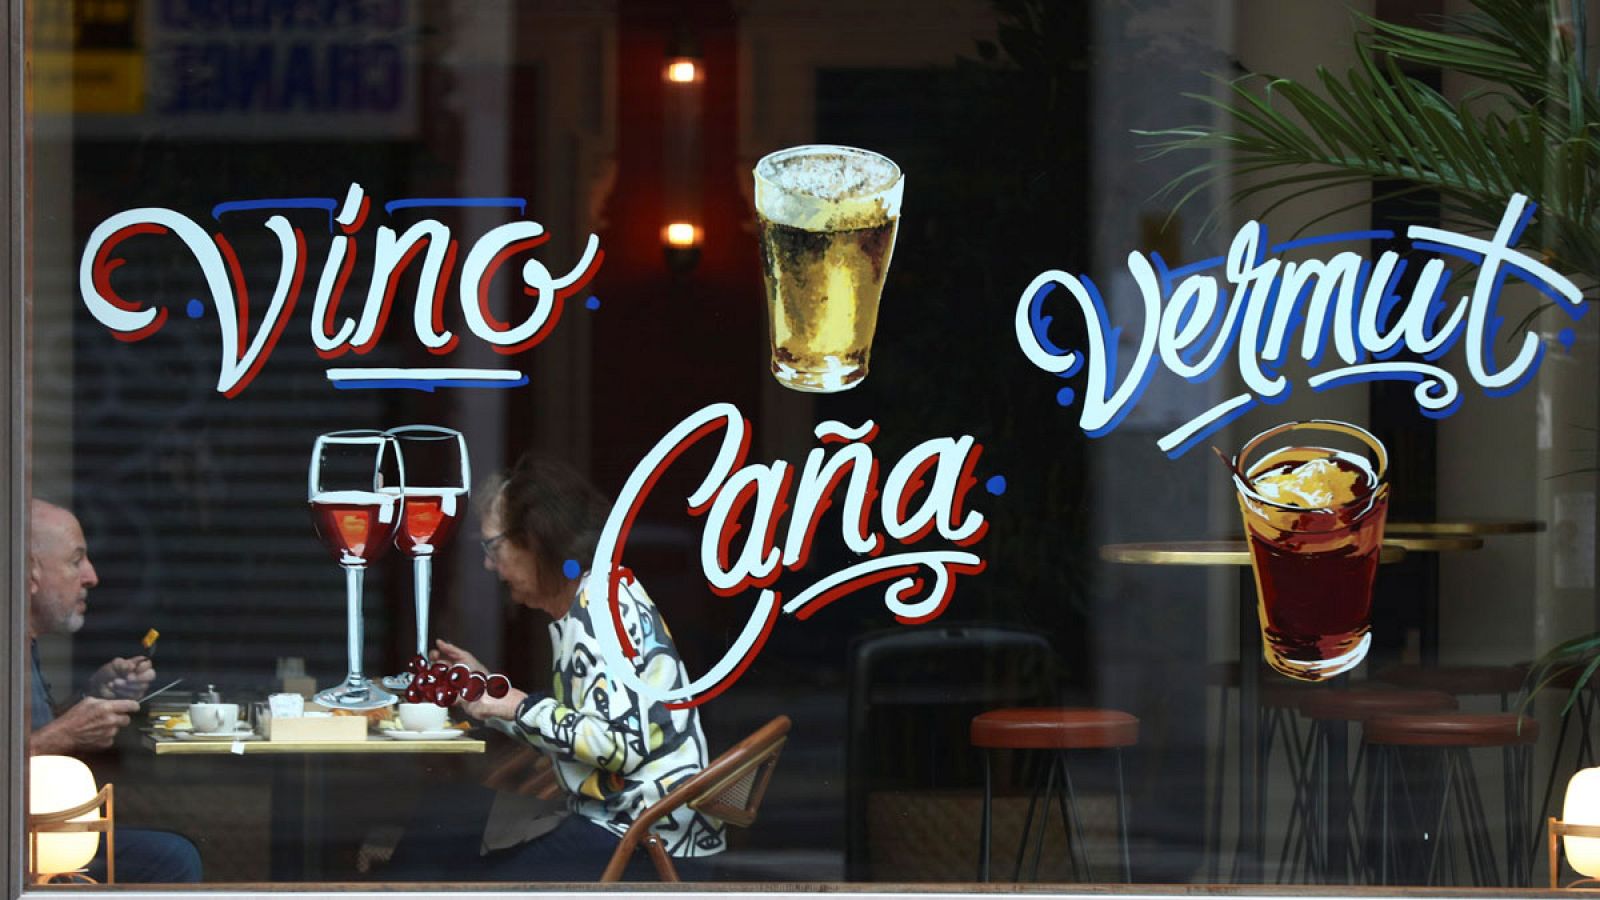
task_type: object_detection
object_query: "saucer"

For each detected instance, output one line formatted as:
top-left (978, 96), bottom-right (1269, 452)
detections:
top-left (175, 727), bottom-right (257, 741)
top-left (384, 729), bottom-right (462, 741)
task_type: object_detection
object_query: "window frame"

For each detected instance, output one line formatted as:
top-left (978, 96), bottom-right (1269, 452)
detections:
top-left (0, 3), bottom-right (1572, 898)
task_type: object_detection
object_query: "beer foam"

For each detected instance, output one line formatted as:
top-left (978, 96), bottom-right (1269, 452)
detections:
top-left (756, 145), bottom-right (903, 231)
top-left (1249, 451), bottom-right (1372, 510)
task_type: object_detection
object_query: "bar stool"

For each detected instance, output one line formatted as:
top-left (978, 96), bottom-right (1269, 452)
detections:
top-left (1364, 712), bottom-right (1538, 886)
top-left (971, 707), bottom-right (1138, 882)
top-left (1296, 687), bottom-right (1458, 884)
top-left (1259, 679), bottom-right (1321, 883)
top-left (1376, 664), bottom-right (1526, 710)
top-left (1203, 662), bottom-right (1319, 882)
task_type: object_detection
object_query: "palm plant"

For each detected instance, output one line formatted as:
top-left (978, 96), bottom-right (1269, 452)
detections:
top-left (1143, 0), bottom-right (1600, 709)
top-left (1144, 0), bottom-right (1600, 286)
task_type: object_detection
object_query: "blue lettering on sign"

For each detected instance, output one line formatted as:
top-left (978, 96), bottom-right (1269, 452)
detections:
top-left (1014, 195), bottom-right (1586, 458)
top-left (161, 40), bottom-right (406, 114)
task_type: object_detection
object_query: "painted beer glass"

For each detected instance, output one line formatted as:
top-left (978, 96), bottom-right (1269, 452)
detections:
top-left (1231, 420), bottom-right (1389, 681)
top-left (754, 144), bottom-right (903, 393)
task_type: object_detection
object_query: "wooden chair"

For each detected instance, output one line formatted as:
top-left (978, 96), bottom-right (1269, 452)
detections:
top-left (600, 715), bottom-right (791, 882)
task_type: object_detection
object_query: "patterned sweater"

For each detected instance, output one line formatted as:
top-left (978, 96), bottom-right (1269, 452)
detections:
top-left (509, 572), bottom-right (727, 858)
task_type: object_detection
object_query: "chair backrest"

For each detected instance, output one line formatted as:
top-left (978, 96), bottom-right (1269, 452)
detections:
top-left (845, 625), bottom-right (1060, 879)
top-left (601, 715), bottom-right (792, 882)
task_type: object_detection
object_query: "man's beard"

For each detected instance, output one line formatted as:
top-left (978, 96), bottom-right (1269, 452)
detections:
top-left (63, 610), bottom-right (84, 633)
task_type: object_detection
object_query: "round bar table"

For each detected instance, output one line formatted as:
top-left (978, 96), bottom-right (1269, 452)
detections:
top-left (1387, 520), bottom-right (1542, 666)
top-left (1099, 540), bottom-right (1405, 883)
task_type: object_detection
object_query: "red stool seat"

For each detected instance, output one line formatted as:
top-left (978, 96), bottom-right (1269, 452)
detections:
top-left (970, 707), bottom-right (1139, 750)
top-left (1364, 712), bottom-right (1539, 747)
top-left (1376, 664), bottom-right (1527, 697)
top-left (1299, 687), bottom-right (1457, 721)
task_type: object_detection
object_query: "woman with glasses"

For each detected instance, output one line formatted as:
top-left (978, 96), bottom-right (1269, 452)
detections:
top-left (403, 453), bottom-right (726, 881)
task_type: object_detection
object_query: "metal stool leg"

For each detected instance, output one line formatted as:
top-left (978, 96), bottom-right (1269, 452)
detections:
top-left (1206, 681), bottom-right (1229, 883)
top-left (1424, 750), bottom-right (1455, 885)
top-left (979, 749), bottom-right (993, 882)
top-left (1020, 750), bottom-right (1057, 881)
top-left (1115, 748), bottom-right (1132, 882)
top-left (1059, 751), bottom-right (1092, 881)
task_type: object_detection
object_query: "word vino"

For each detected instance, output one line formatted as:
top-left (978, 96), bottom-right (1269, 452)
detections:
top-left (79, 183), bottom-right (602, 396)
top-left (591, 402), bottom-right (990, 708)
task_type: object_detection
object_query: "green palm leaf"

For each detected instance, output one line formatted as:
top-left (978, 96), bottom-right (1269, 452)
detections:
top-left (1141, 0), bottom-right (1600, 707)
top-left (1138, 0), bottom-right (1600, 274)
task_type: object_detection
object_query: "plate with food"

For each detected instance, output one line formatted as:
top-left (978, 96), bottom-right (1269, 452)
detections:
top-left (174, 727), bottom-right (259, 741)
top-left (382, 729), bottom-right (463, 741)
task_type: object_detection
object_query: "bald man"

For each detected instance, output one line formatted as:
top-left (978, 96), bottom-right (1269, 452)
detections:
top-left (27, 499), bottom-right (201, 883)
top-left (27, 499), bottom-right (154, 753)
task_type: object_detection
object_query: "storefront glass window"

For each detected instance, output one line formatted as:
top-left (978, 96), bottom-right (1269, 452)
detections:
top-left (8, 0), bottom-right (1600, 893)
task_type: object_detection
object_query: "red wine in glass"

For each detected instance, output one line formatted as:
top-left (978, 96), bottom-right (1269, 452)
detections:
top-left (381, 426), bottom-right (470, 692)
top-left (393, 488), bottom-right (466, 557)
top-left (310, 491), bottom-right (401, 566)
top-left (309, 430), bottom-right (404, 711)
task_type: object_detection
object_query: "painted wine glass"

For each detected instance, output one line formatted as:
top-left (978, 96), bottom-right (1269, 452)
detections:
top-left (381, 425), bottom-right (470, 691)
top-left (308, 429), bottom-right (405, 710)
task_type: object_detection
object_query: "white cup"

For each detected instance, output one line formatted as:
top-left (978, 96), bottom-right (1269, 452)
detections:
top-left (397, 703), bottom-right (447, 733)
top-left (188, 703), bottom-right (240, 734)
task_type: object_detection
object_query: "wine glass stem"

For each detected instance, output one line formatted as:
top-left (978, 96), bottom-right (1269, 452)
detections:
top-left (413, 555), bottom-right (432, 658)
top-left (344, 564), bottom-right (366, 689)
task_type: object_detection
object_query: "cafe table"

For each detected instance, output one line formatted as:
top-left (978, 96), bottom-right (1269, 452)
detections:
top-left (1386, 519), bottom-right (1543, 666)
top-left (1097, 539), bottom-right (1406, 883)
top-left (144, 734), bottom-right (485, 755)
top-left (144, 729), bottom-right (484, 878)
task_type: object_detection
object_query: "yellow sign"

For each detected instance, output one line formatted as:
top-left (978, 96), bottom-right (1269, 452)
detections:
top-left (33, 51), bottom-right (143, 114)
top-left (32, 0), bottom-right (144, 115)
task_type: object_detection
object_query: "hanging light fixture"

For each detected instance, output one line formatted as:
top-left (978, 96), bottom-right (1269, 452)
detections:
top-left (662, 23), bottom-right (703, 273)
top-left (663, 223), bottom-right (702, 272)
top-left (663, 24), bottom-right (703, 85)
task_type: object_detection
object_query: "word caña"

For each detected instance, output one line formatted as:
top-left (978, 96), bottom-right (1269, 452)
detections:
top-left (591, 403), bottom-right (989, 707)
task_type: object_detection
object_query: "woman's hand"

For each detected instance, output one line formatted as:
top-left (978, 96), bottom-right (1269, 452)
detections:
top-left (431, 639), bottom-right (528, 721)
top-left (431, 638), bottom-right (486, 673)
top-left (461, 686), bottom-right (528, 722)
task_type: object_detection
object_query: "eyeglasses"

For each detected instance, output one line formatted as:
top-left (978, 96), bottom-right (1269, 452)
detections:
top-left (480, 532), bottom-right (508, 559)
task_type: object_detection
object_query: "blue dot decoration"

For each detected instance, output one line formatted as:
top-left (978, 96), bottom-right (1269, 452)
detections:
top-left (1559, 328), bottom-right (1576, 352)
top-left (985, 475), bottom-right (1007, 496)
top-left (185, 299), bottom-right (205, 319)
top-left (1056, 386), bottom-right (1075, 407)
top-left (585, 296), bottom-right (601, 310)
top-left (562, 559), bottom-right (582, 579)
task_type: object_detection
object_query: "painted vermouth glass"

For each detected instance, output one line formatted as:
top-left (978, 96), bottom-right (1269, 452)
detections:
top-left (308, 430), bottom-right (405, 710)
top-left (380, 426), bottom-right (470, 692)
top-left (754, 144), bottom-right (903, 393)
top-left (1231, 420), bottom-right (1389, 682)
